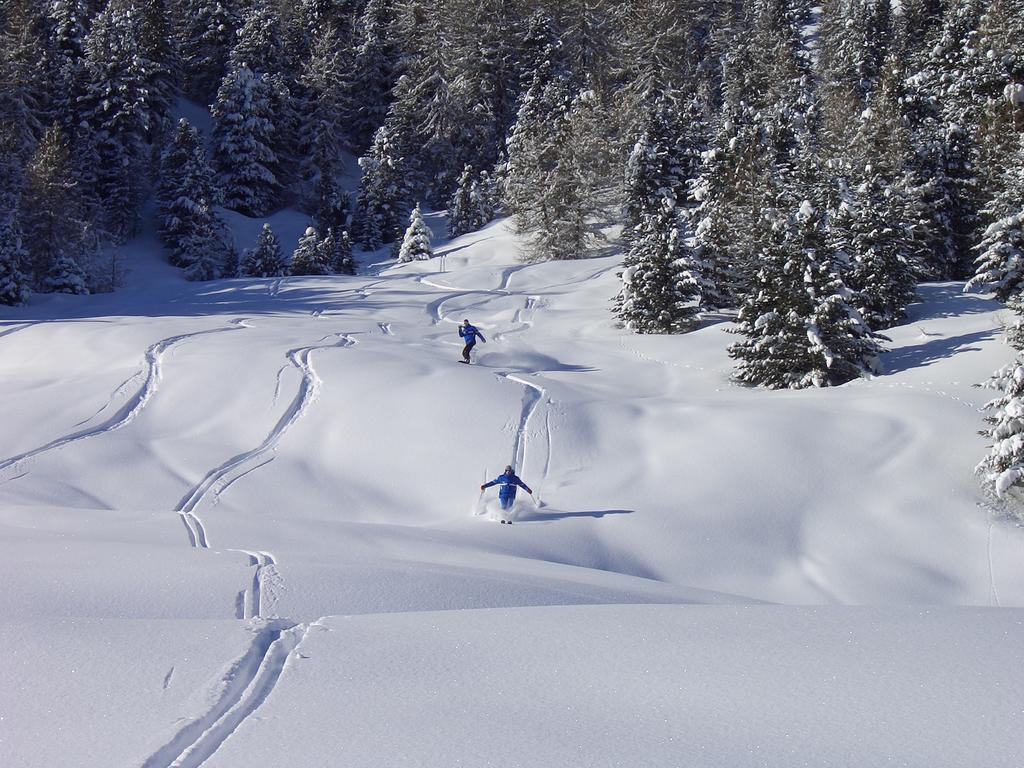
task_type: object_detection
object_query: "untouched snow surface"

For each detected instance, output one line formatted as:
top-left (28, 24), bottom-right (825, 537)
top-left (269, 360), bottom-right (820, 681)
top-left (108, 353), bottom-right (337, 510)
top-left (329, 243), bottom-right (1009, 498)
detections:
top-left (2, 214), bottom-right (1024, 766)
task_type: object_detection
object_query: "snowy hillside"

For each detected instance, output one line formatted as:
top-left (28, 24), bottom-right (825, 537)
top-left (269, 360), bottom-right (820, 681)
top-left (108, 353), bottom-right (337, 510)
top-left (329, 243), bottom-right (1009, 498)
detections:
top-left (2, 214), bottom-right (1023, 767)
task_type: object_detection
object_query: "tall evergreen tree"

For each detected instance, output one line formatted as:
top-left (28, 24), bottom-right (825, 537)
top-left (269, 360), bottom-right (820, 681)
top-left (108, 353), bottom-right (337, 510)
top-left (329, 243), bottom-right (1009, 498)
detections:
top-left (179, 202), bottom-right (227, 281)
top-left (519, 87), bottom-right (609, 262)
top-left (624, 93), bottom-right (705, 237)
top-left (831, 172), bottom-right (918, 330)
top-left (0, 211), bottom-right (30, 306)
top-left (20, 124), bottom-right (84, 286)
top-left (615, 200), bottom-right (701, 334)
top-left (977, 292), bottom-right (1024, 500)
top-left (346, 0), bottom-right (401, 151)
top-left (298, 22), bottom-right (348, 210)
top-left (211, 65), bottom-right (281, 216)
top-left (78, 0), bottom-right (159, 241)
top-left (325, 227), bottom-right (354, 275)
top-left (352, 122), bottom-right (413, 248)
top-left (966, 136), bottom-right (1024, 301)
top-left (729, 198), bottom-right (883, 389)
top-left (0, 0), bottom-right (55, 152)
top-left (156, 119), bottom-right (220, 255)
top-left (177, 0), bottom-right (237, 102)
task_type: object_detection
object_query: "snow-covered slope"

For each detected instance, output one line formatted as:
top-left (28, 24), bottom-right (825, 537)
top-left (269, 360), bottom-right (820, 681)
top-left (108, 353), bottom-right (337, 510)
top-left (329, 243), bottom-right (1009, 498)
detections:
top-left (2, 214), bottom-right (1023, 767)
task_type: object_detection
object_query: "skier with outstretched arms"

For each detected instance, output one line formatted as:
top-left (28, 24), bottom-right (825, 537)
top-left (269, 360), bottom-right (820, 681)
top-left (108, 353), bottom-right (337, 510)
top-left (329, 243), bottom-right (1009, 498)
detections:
top-left (481, 465), bottom-right (532, 523)
top-left (458, 318), bottom-right (485, 363)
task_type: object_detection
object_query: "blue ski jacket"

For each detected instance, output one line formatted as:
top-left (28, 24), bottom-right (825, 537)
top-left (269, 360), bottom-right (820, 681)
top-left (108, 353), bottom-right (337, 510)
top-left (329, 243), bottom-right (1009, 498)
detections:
top-left (483, 472), bottom-right (531, 501)
top-left (459, 324), bottom-right (485, 344)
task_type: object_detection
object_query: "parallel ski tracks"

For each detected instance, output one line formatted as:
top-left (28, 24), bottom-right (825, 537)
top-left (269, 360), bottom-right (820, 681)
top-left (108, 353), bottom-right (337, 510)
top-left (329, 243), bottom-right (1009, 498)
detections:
top-left (176, 333), bottom-right (358, 547)
top-left (143, 331), bottom-right (358, 767)
top-left (0, 319), bottom-right (251, 476)
top-left (141, 622), bottom-right (310, 768)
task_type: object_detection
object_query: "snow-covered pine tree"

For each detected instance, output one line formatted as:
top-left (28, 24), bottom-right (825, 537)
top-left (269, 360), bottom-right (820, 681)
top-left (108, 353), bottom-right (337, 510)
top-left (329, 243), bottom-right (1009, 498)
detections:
top-left (47, 0), bottom-right (89, 131)
top-left (397, 203), bottom-right (432, 262)
top-left (623, 93), bottom-right (690, 237)
top-left (136, 0), bottom-right (178, 147)
top-left (42, 250), bottom-right (88, 294)
top-left (179, 203), bottom-right (226, 281)
top-left (966, 134), bottom-right (1024, 301)
top-left (447, 164), bottom-right (475, 237)
top-left (472, 169), bottom-right (498, 228)
top-left (0, 0), bottom-right (54, 151)
top-left (614, 199), bottom-right (700, 334)
top-left (327, 228), bottom-right (354, 275)
top-left (177, 0), bottom-right (238, 102)
top-left (241, 223), bottom-right (288, 277)
top-left (228, 0), bottom-right (286, 77)
top-left (522, 87), bottom-right (609, 262)
top-left (77, 0), bottom-right (157, 241)
top-left (298, 23), bottom-right (348, 211)
top-left (346, 0), bottom-right (401, 151)
top-left (976, 349), bottom-right (1024, 501)
top-left (352, 121), bottom-right (413, 248)
top-left (729, 198), bottom-right (883, 389)
top-left (503, 45), bottom-right (572, 233)
top-left (450, 2), bottom-right (522, 174)
top-left (831, 171), bottom-right (918, 331)
top-left (211, 64), bottom-right (281, 216)
top-left (687, 102), bottom-right (765, 307)
top-left (976, 282), bottom-right (1024, 502)
top-left (156, 118), bottom-right (221, 263)
top-left (290, 226), bottom-right (332, 275)
top-left (0, 211), bottom-right (30, 305)
top-left (20, 124), bottom-right (83, 286)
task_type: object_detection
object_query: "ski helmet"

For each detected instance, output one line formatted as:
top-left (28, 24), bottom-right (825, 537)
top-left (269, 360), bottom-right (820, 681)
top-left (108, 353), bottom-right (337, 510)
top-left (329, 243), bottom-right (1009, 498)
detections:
top-left (504, 465), bottom-right (513, 473)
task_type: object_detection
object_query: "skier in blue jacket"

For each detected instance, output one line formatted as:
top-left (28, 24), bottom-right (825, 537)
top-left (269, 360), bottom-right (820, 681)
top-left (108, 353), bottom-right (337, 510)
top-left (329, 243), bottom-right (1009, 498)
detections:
top-left (481, 465), bottom-right (532, 511)
top-left (458, 318), bottom-right (485, 363)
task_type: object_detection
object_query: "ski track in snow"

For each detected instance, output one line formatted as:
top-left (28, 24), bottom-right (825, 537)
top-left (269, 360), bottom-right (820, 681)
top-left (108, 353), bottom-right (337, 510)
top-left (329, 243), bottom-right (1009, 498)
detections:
top-left (140, 622), bottom-right (308, 768)
top-left (0, 321), bottom-right (33, 340)
top-left (175, 333), bottom-right (358, 547)
top-left (378, 321), bottom-right (393, 336)
top-left (228, 550), bottom-right (280, 619)
top-left (421, 267), bottom-right (552, 515)
top-left (496, 373), bottom-right (550, 512)
top-left (0, 319), bottom-right (252, 478)
top-left (987, 514), bottom-right (1003, 608)
top-left (494, 295), bottom-right (540, 342)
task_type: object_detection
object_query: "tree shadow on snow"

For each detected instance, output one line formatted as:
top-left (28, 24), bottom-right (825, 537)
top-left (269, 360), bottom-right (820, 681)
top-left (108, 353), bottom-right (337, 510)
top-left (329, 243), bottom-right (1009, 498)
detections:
top-left (881, 328), bottom-right (997, 374)
top-left (904, 283), bottom-right (1002, 324)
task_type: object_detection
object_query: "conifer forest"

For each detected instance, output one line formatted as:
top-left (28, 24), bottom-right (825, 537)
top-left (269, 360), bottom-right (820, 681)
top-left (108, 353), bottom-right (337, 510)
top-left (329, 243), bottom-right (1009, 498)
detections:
top-left (2, 0), bottom-right (1024, 495)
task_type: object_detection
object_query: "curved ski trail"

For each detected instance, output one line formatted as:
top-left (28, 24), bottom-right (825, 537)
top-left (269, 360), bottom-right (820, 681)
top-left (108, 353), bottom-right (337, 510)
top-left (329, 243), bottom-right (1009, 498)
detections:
top-left (488, 373), bottom-right (550, 515)
top-left (141, 622), bottom-right (308, 768)
top-left (0, 320), bottom-right (251, 476)
top-left (176, 333), bottom-right (357, 546)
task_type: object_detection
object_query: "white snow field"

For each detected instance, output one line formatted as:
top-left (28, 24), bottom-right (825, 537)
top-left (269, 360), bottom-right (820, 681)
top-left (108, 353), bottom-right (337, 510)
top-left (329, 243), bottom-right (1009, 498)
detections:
top-left (2, 214), bottom-right (1024, 767)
